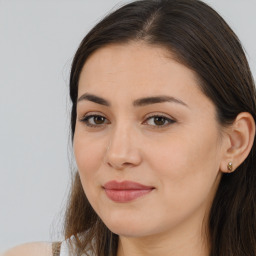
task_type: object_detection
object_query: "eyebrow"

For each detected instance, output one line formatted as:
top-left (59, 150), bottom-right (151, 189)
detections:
top-left (77, 93), bottom-right (188, 108)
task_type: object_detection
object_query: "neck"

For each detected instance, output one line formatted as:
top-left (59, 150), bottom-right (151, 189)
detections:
top-left (117, 231), bottom-right (209, 256)
top-left (117, 213), bottom-right (210, 256)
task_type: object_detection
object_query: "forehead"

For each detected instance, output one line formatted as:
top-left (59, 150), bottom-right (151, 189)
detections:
top-left (78, 42), bottom-right (202, 101)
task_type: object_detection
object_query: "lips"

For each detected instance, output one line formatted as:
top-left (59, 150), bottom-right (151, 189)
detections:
top-left (103, 180), bottom-right (154, 203)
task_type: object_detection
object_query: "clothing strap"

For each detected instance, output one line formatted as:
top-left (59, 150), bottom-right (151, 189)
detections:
top-left (52, 242), bottom-right (61, 256)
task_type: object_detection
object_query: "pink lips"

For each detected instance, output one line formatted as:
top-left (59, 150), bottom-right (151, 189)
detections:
top-left (103, 180), bottom-right (154, 203)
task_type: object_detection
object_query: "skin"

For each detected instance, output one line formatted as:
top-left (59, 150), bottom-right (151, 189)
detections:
top-left (2, 243), bottom-right (52, 256)
top-left (4, 42), bottom-right (254, 256)
top-left (73, 42), bottom-right (227, 256)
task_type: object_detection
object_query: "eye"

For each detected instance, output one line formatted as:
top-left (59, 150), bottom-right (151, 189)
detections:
top-left (144, 115), bottom-right (175, 128)
top-left (80, 114), bottom-right (109, 127)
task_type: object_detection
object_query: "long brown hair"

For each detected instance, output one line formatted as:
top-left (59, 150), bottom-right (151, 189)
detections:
top-left (64, 0), bottom-right (256, 255)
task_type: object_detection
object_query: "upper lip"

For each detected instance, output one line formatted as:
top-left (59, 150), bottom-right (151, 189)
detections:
top-left (103, 180), bottom-right (154, 190)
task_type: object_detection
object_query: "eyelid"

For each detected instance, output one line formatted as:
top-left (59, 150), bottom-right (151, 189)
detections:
top-left (79, 111), bottom-right (103, 117)
top-left (144, 112), bottom-right (176, 121)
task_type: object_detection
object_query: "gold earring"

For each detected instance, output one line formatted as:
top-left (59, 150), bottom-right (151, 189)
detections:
top-left (227, 162), bottom-right (233, 172)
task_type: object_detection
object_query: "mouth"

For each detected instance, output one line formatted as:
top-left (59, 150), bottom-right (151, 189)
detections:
top-left (103, 180), bottom-right (155, 203)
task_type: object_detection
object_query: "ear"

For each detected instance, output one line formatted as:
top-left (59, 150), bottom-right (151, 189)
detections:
top-left (220, 112), bottom-right (255, 173)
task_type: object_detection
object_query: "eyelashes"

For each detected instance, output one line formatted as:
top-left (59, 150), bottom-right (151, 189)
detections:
top-left (81, 114), bottom-right (110, 127)
top-left (145, 115), bottom-right (175, 127)
top-left (79, 113), bottom-right (176, 129)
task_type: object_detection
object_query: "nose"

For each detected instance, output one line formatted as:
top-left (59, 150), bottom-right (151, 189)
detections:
top-left (104, 124), bottom-right (142, 170)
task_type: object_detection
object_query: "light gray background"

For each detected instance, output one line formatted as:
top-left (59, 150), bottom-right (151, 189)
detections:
top-left (0, 0), bottom-right (255, 252)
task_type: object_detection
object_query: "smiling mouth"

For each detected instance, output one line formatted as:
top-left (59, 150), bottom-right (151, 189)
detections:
top-left (103, 180), bottom-right (155, 203)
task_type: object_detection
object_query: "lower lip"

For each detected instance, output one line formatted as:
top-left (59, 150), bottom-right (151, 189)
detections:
top-left (104, 189), bottom-right (153, 203)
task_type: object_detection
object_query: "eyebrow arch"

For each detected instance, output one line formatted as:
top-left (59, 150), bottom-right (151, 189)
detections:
top-left (77, 93), bottom-right (188, 108)
top-left (77, 93), bottom-right (110, 106)
top-left (133, 95), bottom-right (188, 107)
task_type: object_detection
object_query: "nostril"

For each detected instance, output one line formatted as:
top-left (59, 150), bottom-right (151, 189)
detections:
top-left (107, 160), bottom-right (133, 170)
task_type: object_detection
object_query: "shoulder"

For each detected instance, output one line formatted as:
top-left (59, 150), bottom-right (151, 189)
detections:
top-left (2, 242), bottom-right (52, 256)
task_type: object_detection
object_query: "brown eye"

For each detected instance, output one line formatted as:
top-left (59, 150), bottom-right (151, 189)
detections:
top-left (80, 115), bottom-right (109, 127)
top-left (144, 115), bottom-right (175, 128)
top-left (93, 116), bottom-right (105, 124)
top-left (153, 116), bottom-right (166, 126)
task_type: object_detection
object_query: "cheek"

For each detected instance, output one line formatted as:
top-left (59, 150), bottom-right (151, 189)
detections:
top-left (73, 132), bottom-right (108, 213)
top-left (140, 130), bottom-right (221, 227)
top-left (145, 126), bottom-right (221, 195)
top-left (73, 131), bottom-right (105, 184)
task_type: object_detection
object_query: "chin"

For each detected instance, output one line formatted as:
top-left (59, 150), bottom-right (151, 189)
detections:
top-left (108, 224), bottom-right (151, 238)
top-left (100, 213), bottom-right (158, 238)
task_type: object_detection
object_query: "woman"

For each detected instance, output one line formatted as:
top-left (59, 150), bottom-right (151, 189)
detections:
top-left (5, 0), bottom-right (256, 255)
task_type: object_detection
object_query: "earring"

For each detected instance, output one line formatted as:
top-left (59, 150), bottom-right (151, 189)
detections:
top-left (227, 162), bottom-right (233, 172)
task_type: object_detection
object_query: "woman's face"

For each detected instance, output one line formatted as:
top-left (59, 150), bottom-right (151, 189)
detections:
top-left (73, 42), bottom-right (225, 238)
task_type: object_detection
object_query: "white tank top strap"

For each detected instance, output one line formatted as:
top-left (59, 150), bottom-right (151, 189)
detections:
top-left (59, 239), bottom-right (70, 256)
top-left (57, 235), bottom-right (93, 256)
